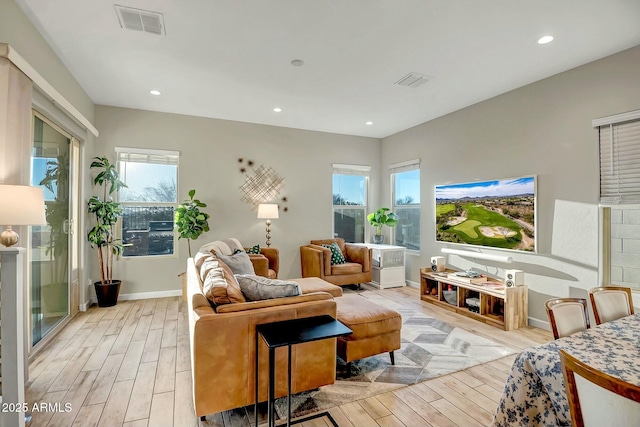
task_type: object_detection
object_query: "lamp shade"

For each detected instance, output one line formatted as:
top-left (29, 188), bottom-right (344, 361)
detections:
top-left (257, 203), bottom-right (279, 219)
top-left (0, 185), bottom-right (47, 225)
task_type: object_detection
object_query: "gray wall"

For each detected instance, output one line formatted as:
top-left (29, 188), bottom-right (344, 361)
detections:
top-left (1, 0), bottom-right (97, 309)
top-left (94, 106), bottom-right (381, 295)
top-left (0, 0), bottom-right (94, 120)
top-left (381, 45), bottom-right (640, 323)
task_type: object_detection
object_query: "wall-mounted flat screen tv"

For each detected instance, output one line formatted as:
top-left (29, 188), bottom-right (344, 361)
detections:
top-left (435, 176), bottom-right (536, 252)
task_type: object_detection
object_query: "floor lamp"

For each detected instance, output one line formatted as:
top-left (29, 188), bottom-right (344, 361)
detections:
top-left (0, 185), bottom-right (46, 427)
top-left (257, 204), bottom-right (279, 247)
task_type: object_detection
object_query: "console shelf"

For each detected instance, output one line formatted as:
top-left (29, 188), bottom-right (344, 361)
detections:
top-left (419, 268), bottom-right (528, 331)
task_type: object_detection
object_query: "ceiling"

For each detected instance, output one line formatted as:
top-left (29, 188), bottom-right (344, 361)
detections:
top-left (15, 0), bottom-right (640, 138)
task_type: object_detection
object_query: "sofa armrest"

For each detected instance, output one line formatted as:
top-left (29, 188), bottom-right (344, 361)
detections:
top-left (300, 244), bottom-right (331, 277)
top-left (345, 244), bottom-right (372, 272)
top-left (249, 254), bottom-right (269, 277)
top-left (260, 247), bottom-right (279, 277)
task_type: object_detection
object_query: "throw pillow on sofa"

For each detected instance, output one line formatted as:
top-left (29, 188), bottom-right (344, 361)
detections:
top-left (198, 255), bottom-right (246, 305)
top-left (235, 274), bottom-right (302, 301)
top-left (213, 250), bottom-right (256, 275)
top-left (203, 267), bottom-right (233, 305)
top-left (246, 244), bottom-right (261, 254)
top-left (322, 242), bottom-right (346, 265)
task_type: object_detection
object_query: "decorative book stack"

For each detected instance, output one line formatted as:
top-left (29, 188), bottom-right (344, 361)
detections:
top-left (446, 273), bottom-right (486, 284)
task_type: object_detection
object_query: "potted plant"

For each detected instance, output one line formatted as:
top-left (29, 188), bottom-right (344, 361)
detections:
top-left (87, 156), bottom-right (127, 307)
top-left (367, 207), bottom-right (399, 244)
top-left (174, 189), bottom-right (210, 258)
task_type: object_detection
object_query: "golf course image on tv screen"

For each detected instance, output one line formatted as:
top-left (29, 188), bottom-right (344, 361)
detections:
top-left (435, 176), bottom-right (535, 252)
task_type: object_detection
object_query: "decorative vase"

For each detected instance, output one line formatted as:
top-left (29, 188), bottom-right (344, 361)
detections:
top-left (94, 280), bottom-right (121, 307)
top-left (373, 234), bottom-right (384, 244)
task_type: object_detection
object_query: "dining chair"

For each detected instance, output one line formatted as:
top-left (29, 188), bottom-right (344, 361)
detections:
top-left (545, 298), bottom-right (590, 340)
top-left (588, 286), bottom-right (634, 325)
top-left (560, 349), bottom-right (640, 427)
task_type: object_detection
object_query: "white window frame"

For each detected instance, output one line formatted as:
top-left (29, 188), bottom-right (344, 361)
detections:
top-left (332, 164), bottom-right (370, 243)
top-left (595, 110), bottom-right (640, 289)
top-left (390, 159), bottom-right (421, 253)
top-left (116, 147), bottom-right (180, 259)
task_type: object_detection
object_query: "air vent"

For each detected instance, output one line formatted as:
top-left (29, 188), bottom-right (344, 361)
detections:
top-left (395, 72), bottom-right (429, 88)
top-left (115, 5), bottom-right (165, 35)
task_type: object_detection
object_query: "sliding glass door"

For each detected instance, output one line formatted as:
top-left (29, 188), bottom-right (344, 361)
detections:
top-left (30, 113), bottom-right (78, 346)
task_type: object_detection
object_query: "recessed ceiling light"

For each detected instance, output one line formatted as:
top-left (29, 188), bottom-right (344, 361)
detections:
top-left (537, 35), bottom-right (554, 45)
top-left (150, 90), bottom-right (161, 96)
top-left (291, 59), bottom-right (304, 67)
top-left (365, 121), bottom-right (373, 125)
top-left (273, 107), bottom-right (282, 113)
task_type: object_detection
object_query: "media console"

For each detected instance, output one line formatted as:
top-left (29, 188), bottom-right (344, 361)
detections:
top-left (419, 268), bottom-right (528, 331)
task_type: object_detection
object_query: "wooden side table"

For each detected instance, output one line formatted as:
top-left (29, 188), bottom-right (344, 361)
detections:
top-left (255, 315), bottom-right (352, 427)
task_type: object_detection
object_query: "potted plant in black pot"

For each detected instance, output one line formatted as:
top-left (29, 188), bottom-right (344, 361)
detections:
top-left (367, 207), bottom-right (398, 244)
top-left (87, 156), bottom-right (127, 307)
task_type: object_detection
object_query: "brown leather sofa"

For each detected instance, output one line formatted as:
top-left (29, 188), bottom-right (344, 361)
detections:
top-left (300, 238), bottom-right (372, 287)
top-left (186, 258), bottom-right (338, 419)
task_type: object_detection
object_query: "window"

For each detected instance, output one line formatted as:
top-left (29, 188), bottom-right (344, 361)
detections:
top-left (332, 164), bottom-right (370, 243)
top-left (595, 110), bottom-right (640, 289)
top-left (117, 147), bottom-right (179, 257)
top-left (391, 159), bottom-right (420, 251)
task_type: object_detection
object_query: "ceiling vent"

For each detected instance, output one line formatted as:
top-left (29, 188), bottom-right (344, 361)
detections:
top-left (395, 72), bottom-right (429, 88)
top-left (115, 5), bottom-right (165, 35)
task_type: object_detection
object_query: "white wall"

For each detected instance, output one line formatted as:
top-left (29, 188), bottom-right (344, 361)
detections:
top-left (381, 45), bottom-right (640, 323)
top-left (93, 106), bottom-right (381, 296)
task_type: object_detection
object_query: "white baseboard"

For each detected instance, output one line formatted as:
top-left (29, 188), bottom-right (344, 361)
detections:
top-left (118, 289), bottom-right (182, 301)
top-left (406, 280), bottom-right (419, 289)
top-left (528, 317), bottom-right (550, 331)
top-left (79, 300), bottom-right (92, 311)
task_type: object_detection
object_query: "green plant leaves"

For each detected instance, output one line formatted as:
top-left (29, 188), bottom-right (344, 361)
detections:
top-left (174, 189), bottom-right (210, 242)
top-left (88, 156), bottom-right (128, 284)
top-left (367, 207), bottom-right (399, 234)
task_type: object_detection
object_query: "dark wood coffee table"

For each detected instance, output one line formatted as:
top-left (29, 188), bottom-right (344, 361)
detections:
top-left (255, 315), bottom-right (352, 427)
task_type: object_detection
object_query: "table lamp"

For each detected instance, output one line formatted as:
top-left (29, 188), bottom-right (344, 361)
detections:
top-left (0, 185), bottom-right (47, 247)
top-left (257, 203), bottom-right (279, 247)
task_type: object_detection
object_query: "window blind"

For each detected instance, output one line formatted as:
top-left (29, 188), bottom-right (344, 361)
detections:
top-left (595, 112), bottom-right (640, 204)
top-left (116, 147), bottom-right (180, 165)
top-left (389, 159), bottom-right (420, 173)
top-left (332, 163), bottom-right (371, 175)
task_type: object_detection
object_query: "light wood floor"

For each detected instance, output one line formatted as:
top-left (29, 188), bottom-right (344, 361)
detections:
top-left (26, 286), bottom-right (552, 427)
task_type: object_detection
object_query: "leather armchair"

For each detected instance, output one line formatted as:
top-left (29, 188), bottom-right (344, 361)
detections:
top-left (199, 238), bottom-right (279, 279)
top-left (246, 247), bottom-right (279, 279)
top-left (300, 238), bottom-right (372, 287)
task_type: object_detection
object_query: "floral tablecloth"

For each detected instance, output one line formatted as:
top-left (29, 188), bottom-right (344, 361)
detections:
top-left (491, 314), bottom-right (640, 427)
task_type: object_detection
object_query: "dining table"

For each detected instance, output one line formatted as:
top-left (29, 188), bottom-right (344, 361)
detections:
top-left (491, 313), bottom-right (640, 427)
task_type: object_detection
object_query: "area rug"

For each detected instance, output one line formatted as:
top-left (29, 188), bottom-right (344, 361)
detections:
top-left (275, 287), bottom-right (517, 419)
